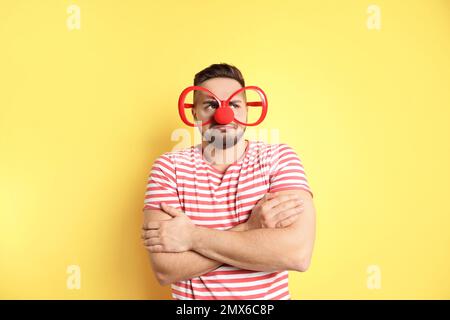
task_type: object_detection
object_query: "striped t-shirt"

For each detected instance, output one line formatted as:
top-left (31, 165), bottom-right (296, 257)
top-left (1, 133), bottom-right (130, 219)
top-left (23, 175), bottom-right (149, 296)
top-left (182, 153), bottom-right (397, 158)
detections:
top-left (143, 140), bottom-right (313, 300)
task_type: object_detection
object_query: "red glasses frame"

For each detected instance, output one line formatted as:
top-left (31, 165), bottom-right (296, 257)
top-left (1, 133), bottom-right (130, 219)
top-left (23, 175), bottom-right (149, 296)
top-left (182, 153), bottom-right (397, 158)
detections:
top-left (178, 85), bottom-right (268, 127)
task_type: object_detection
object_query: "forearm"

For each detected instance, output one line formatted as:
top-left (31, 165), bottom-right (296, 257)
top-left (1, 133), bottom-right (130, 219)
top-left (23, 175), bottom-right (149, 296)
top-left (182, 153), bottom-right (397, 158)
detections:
top-left (149, 222), bottom-right (248, 285)
top-left (191, 226), bottom-right (301, 272)
top-left (149, 251), bottom-right (219, 285)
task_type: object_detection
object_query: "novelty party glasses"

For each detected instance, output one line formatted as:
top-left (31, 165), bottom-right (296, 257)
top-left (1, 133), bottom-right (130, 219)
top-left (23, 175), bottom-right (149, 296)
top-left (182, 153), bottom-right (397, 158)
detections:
top-left (178, 86), bottom-right (268, 127)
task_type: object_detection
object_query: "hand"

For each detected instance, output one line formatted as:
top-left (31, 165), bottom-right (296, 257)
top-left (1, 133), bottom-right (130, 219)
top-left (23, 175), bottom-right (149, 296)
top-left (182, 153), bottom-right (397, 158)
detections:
top-left (246, 192), bottom-right (304, 230)
top-left (141, 203), bottom-right (196, 253)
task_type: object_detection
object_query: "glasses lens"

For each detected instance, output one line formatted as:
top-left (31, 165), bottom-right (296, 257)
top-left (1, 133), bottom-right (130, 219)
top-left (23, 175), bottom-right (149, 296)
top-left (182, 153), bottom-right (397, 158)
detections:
top-left (242, 88), bottom-right (266, 125)
top-left (192, 88), bottom-right (220, 125)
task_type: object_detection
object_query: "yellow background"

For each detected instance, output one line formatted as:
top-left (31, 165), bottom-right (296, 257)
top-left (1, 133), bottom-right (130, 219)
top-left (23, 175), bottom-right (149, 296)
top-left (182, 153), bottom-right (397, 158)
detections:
top-left (1, 0), bottom-right (449, 299)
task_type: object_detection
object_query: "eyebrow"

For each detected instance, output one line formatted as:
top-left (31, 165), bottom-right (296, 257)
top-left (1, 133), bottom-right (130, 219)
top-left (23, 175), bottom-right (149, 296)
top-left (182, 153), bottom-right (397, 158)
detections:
top-left (202, 100), bottom-right (218, 105)
top-left (202, 99), bottom-right (243, 104)
top-left (202, 97), bottom-right (242, 104)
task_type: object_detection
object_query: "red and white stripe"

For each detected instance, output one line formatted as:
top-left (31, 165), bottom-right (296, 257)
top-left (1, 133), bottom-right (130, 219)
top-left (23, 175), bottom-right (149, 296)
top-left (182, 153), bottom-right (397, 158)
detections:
top-left (143, 140), bottom-right (313, 299)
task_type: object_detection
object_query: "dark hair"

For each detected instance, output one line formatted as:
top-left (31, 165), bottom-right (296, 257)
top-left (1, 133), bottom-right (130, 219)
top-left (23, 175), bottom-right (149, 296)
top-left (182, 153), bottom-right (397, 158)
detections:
top-left (194, 63), bottom-right (245, 87)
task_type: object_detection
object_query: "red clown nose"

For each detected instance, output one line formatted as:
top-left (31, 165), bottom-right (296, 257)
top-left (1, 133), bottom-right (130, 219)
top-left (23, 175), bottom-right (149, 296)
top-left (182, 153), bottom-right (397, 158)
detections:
top-left (214, 107), bottom-right (235, 125)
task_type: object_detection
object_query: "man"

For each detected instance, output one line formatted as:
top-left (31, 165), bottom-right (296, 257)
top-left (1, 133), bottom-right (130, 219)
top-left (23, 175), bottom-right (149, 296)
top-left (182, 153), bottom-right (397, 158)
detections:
top-left (141, 63), bottom-right (316, 300)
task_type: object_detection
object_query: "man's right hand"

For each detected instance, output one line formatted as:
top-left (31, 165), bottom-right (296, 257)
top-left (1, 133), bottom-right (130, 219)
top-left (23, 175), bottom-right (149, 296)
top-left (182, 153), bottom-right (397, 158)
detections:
top-left (245, 192), bottom-right (304, 230)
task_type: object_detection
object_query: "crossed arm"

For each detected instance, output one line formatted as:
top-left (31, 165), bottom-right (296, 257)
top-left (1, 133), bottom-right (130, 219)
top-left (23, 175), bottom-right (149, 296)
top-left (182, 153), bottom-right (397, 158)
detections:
top-left (142, 190), bottom-right (316, 286)
top-left (142, 210), bottom-right (248, 286)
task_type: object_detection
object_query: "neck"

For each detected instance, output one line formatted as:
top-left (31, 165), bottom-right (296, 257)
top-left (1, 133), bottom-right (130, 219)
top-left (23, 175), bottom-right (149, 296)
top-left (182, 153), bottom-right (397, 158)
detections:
top-left (202, 137), bottom-right (247, 166)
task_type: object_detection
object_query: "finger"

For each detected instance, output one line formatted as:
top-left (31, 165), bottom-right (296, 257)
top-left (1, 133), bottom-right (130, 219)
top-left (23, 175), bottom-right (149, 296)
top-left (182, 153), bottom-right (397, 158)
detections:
top-left (257, 192), bottom-right (277, 205)
top-left (266, 194), bottom-right (302, 210)
top-left (145, 245), bottom-right (164, 253)
top-left (268, 200), bottom-right (302, 217)
top-left (273, 206), bottom-right (304, 224)
top-left (160, 202), bottom-right (182, 217)
top-left (143, 221), bottom-right (161, 230)
top-left (144, 237), bottom-right (162, 246)
top-left (271, 199), bottom-right (304, 216)
top-left (276, 215), bottom-right (299, 228)
top-left (264, 192), bottom-right (278, 200)
top-left (262, 193), bottom-right (278, 204)
top-left (143, 229), bottom-right (159, 239)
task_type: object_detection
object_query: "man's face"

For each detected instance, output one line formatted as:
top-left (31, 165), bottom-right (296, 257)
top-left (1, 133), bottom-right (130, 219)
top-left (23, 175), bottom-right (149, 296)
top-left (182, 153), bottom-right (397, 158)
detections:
top-left (192, 77), bottom-right (247, 149)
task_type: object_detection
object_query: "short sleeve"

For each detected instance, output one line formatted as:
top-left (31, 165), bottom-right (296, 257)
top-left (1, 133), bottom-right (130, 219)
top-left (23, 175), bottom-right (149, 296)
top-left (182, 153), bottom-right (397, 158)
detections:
top-left (143, 153), bottom-right (182, 211)
top-left (269, 144), bottom-right (314, 198)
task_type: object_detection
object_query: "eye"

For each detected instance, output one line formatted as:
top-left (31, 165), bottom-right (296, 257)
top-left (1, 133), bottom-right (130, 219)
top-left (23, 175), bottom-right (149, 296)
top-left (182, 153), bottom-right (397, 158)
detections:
top-left (229, 101), bottom-right (243, 108)
top-left (204, 100), bottom-right (219, 110)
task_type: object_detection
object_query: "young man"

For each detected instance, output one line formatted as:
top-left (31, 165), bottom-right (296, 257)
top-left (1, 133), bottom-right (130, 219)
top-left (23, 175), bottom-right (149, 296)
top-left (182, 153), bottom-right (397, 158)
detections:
top-left (141, 63), bottom-right (316, 300)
